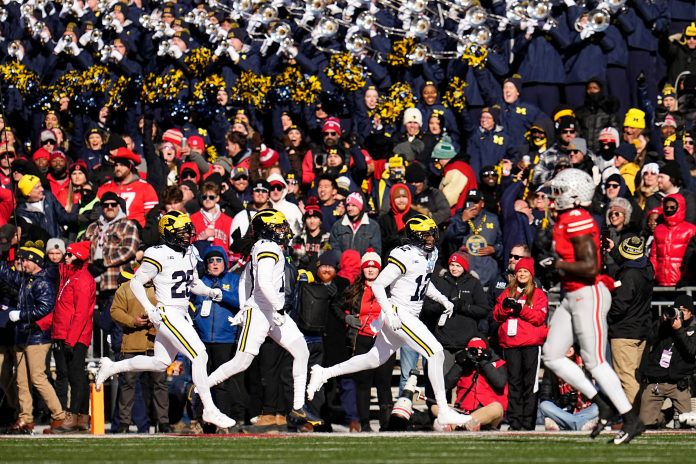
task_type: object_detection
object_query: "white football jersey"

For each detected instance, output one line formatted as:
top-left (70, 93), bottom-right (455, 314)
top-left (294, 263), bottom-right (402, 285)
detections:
top-left (138, 244), bottom-right (200, 310)
top-left (243, 239), bottom-right (285, 311)
top-left (386, 245), bottom-right (438, 316)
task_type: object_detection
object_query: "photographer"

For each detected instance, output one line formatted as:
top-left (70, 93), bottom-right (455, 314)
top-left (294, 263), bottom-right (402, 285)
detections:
top-left (437, 337), bottom-right (508, 432)
top-left (638, 295), bottom-right (696, 428)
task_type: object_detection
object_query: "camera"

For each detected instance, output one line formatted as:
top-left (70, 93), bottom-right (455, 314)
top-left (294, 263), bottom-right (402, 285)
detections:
top-left (388, 369), bottom-right (420, 431)
top-left (663, 306), bottom-right (683, 322)
top-left (502, 297), bottom-right (522, 315)
top-left (455, 347), bottom-right (491, 367)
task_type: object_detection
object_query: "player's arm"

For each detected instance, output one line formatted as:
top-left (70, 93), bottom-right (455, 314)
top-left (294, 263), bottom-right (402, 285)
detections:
top-left (371, 262), bottom-right (402, 314)
top-left (130, 262), bottom-right (158, 315)
top-left (257, 254), bottom-right (284, 312)
top-left (556, 234), bottom-right (600, 279)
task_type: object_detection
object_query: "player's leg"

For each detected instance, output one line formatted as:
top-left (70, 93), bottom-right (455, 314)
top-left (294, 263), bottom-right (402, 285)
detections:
top-left (208, 308), bottom-right (269, 387)
top-left (398, 314), bottom-right (470, 426)
top-left (542, 295), bottom-right (599, 398)
top-left (307, 327), bottom-right (400, 401)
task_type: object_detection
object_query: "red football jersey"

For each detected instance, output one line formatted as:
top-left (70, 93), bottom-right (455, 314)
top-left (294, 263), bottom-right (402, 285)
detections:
top-left (97, 179), bottom-right (159, 227)
top-left (553, 208), bottom-right (602, 292)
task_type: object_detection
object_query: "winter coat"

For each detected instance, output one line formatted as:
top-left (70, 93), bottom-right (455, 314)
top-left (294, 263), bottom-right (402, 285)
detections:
top-left (330, 213), bottom-right (382, 256)
top-left (110, 281), bottom-right (157, 353)
top-left (467, 126), bottom-right (517, 176)
top-left (454, 354), bottom-right (509, 413)
top-left (15, 190), bottom-right (77, 239)
top-left (493, 287), bottom-right (548, 348)
top-left (575, 92), bottom-right (620, 153)
top-left (607, 257), bottom-right (654, 340)
top-left (0, 262), bottom-right (57, 346)
top-left (440, 160), bottom-right (479, 215)
top-left (642, 316), bottom-right (696, 383)
top-left (421, 267), bottom-right (490, 350)
top-left (191, 273), bottom-right (241, 345)
top-left (412, 185), bottom-right (451, 226)
top-left (36, 262), bottom-right (96, 348)
top-left (650, 193), bottom-right (696, 286)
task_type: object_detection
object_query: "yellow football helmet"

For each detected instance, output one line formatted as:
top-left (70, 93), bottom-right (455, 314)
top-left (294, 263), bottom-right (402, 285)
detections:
top-left (404, 214), bottom-right (439, 251)
top-left (159, 210), bottom-right (194, 250)
top-left (251, 209), bottom-right (292, 244)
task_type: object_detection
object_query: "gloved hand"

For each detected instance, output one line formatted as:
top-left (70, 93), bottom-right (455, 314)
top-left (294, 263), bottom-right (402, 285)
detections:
top-left (564, 0), bottom-right (576, 6)
top-left (113, 20), bottom-right (124, 34)
top-left (111, 48), bottom-right (123, 62)
top-left (228, 48), bottom-right (240, 62)
top-left (79, 31), bottom-right (91, 46)
top-left (68, 42), bottom-right (81, 56)
top-left (88, 259), bottom-right (106, 277)
top-left (442, 301), bottom-right (454, 318)
top-left (273, 310), bottom-right (286, 326)
top-left (209, 288), bottom-right (223, 302)
top-left (169, 45), bottom-right (183, 59)
top-left (580, 27), bottom-right (595, 41)
top-left (146, 305), bottom-right (163, 326)
top-left (539, 256), bottom-right (556, 268)
top-left (503, 298), bottom-right (523, 315)
top-left (53, 38), bottom-right (67, 55)
top-left (344, 314), bottom-right (361, 329)
top-left (636, 71), bottom-right (646, 86)
top-left (385, 311), bottom-right (401, 332)
top-left (542, 19), bottom-right (555, 31)
top-left (40, 29), bottom-right (51, 44)
top-left (228, 307), bottom-right (250, 326)
top-left (8, 310), bottom-right (20, 322)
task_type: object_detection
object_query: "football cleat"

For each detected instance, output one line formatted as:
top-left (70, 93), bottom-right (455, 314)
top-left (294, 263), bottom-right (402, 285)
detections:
top-left (306, 364), bottom-right (328, 401)
top-left (95, 357), bottom-right (115, 391)
top-left (437, 407), bottom-right (472, 427)
top-left (612, 412), bottom-right (645, 445)
top-left (202, 408), bottom-right (236, 429)
top-left (287, 405), bottom-right (323, 427)
top-left (590, 393), bottom-right (617, 439)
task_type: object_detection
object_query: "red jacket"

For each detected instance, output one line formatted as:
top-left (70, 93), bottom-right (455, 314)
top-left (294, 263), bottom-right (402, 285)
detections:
top-left (650, 193), bottom-right (696, 286)
top-left (48, 174), bottom-right (70, 207)
top-left (0, 187), bottom-right (14, 226)
top-left (493, 287), bottom-right (548, 348)
top-left (455, 359), bottom-right (509, 412)
top-left (443, 160), bottom-right (478, 214)
top-left (190, 209), bottom-right (234, 251)
top-left (37, 262), bottom-right (96, 347)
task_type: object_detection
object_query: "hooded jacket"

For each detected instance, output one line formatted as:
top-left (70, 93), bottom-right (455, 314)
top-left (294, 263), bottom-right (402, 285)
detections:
top-left (607, 254), bottom-right (654, 340)
top-left (190, 246), bottom-right (241, 344)
top-left (36, 261), bottom-right (96, 347)
top-left (493, 286), bottom-right (549, 348)
top-left (377, 183), bottom-right (418, 259)
top-left (650, 193), bottom-right (696, 286)
top-left (267, 172), bottom-right (303, 236)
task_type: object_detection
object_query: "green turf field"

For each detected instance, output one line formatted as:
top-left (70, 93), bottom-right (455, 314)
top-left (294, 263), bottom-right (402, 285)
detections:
top-left (1, 432), bottom-right (695, 463)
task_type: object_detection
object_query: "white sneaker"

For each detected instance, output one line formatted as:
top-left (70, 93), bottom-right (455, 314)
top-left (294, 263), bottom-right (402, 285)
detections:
top-left (202, 408), bottom-right (236, 429)
top-left (437, 407), bottom-right (471, 426)
top-left (95, 357), bottom-right (115, 391)
top-left (545, 417), bottom-right (561, 431)
top-left (306, 365), bottom-right (328, 401)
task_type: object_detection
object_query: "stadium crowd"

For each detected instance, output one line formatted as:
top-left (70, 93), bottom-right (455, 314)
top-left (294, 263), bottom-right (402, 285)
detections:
top-left (0, 0), bottom-right (695, 435)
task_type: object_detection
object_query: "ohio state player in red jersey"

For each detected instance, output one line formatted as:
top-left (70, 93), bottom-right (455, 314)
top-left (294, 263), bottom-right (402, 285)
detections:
top-left (97, 148), bottom-right (158, 227)
top-left (541, 168), bottom-right (644, 445)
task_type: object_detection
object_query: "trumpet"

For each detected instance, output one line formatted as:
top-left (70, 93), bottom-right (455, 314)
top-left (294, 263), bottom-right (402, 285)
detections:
top-left (157, 40), bottom-right (171, 57)
top-left (526, 0), bottom-right (551, 21)
top-left (603, 0), bottom-right (626, 12)
top-left (463, 6), bottom-right (488, 28)
top-left (312, 17), bottom-right (340, 41)
top-left (404, 0), bottom-right (427, 15)
top-left (8, 41), bottom-right (21, 58)
top-left (259, 5), bottom-right (279, 24)
top-left (345, 33), bottom-right (369, 55)
top-left (102, 14), bottom-right (114, 29)
top-left (407, 15), bottom-right (430, 39)
top-left (409, 43), bottom-right (429, 64)
top-left (356, 11), bottom-right (376, 32)
top-left (587, 8), bottom-right (610, 33)
top-left (468, 25), bottom-right (492, 46)
top-left (91, 29), bottom-right (102, 43)
top-left (100, 44), bottom-right (114, 63)
top-left (270, 21), bottom-right (292, 43)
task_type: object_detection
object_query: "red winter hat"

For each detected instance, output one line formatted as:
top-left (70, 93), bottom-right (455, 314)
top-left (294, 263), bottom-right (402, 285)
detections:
top-left (361, 248), bottom-right (382, 270)
top-left (322, 117), bottom-right (342, 136)
top-left (448, 251), bottom-right (469, 272)
top-left (514, 257), bottom-right (535, 279)
top-left (162, 128), bottom-right (184, 148)
top-left (67, 241), bottom-right (91, 261)
top-left (467, 337), bottom-right (488, 350)
top-left (187, 135), bottom-right (205, 151)
top-left (32, 148), bottom-right (51, 162)
top-left (259, 145), bottom-right (279, 168)
top-left (50, 150), bottom-right (67, 161)
top-left (112, 147), bottom-right (142, 167)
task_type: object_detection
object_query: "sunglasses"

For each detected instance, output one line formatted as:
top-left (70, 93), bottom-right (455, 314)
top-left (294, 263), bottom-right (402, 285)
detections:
top-left (65, 252), bottom-right (75, 258)
top-left (606, 183), bottom-right (620, 189)
top-left (102, 202), bottom-right (119, 208)
top-left (234, 175), bottom-right (249, 181)
top-left (42, 140), bottom-right (56, 146)
top-left (687, 36), bottom-right (696, 40)
top-left (207, 257), bottom-right (224, 264)
top-left (569, 150), bottom-right (582, 155)
top-left (509, 254), bottom-right (524, 260)
top-left (685, 140), bottom-right (694, 145)
top-left (534, 193), bottom-right (547, 199)
top-left (0, 152), bottom-right (15, 159)
top-left (665, 205), bottom-right (678, 212)
top-left (643, 171), bottom-right (657, 176)
top-left (270, 185), bottom-right (284, 191)
top-left (609, 211), bottom-right (624, 218)
top-left (202, 194), bottom-right (218, 200)
top-left (324, 131), bottom-right (338, 136)
top-left (253, 188), bottom-right (269, 193)
top-left (181, 174), bottom-right (196, 179)
top-left (562, 129), bottom-right (576, 134)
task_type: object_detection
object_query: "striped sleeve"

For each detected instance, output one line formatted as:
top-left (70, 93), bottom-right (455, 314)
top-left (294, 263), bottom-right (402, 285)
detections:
top-left (142, 256), bottom-right (163, 273)
top-left (566, 217), bottom-right (595, 238)
top-left (257, 251), bottom-right (280, 263)
top-left (387, 256), bottom-right (407, 274)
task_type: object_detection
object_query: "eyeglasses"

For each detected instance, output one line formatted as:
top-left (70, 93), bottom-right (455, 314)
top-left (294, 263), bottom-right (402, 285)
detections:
top-left (288, 180), bottom-right (299, 185)
top-left (102, 202), bottom-right (119, 208)
top-left (534, 193), bottom-right (547, 199)
top-left (202, 194), bottom-right (218, 200)
top-left (482, 171), bottom-right (498, 177)
top-left (606, 183), bottom-right (620, 189)
top-left (609, 211), bottom-right (624, 218)
top-left (509, 254), bottom-right (524, 260)
top-left (42, 140), bottom-right (56, 146)
top-left (561, 129), bottom-right (576, 134)
top-left (207, 257), bottom-right (224, 264)
top-left (270, 185), bottom-right (284, 192)
top-left (234, 175), bottom-right (249, 181)
top-left (253, 188), bottom-right (269, 194)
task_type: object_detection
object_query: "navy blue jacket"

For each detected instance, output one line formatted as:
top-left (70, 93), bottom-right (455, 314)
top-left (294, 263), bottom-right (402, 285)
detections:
top-left (15, 191), bottom-right (77, 239)
top-left (0, 262), bottom-right (57, 346)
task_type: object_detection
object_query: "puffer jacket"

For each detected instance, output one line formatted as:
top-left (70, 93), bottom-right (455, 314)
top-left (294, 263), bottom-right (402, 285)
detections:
top-left (650, 193), bottom-right (696, 286)
top-left (493, 286), bottom-right (548, 349)
top-left (0, 262), bottom-right (57, 346)
top-left (190, 246), bottom-right (241, 344)
top-left (36, 261), bottom-right (96, 347)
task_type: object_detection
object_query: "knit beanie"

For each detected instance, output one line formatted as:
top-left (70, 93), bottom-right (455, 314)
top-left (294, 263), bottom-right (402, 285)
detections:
top-left (514, 257), bottom-right (535, 278)
top-left (361, 248), bottom-right (382, 270)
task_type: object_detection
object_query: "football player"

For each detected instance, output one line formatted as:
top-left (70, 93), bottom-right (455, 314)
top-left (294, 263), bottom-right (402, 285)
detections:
top-left (307, 214), bottom-right (472, 427)
top-left (206, 209), bottom-right (323, 427)
top-left (95, 211), bottom-right (236, 429)
top-left (541, 169), bottom-right (644, 444)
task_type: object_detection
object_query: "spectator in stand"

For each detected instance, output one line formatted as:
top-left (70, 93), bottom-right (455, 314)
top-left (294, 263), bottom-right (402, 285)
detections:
top-left (493, 257), bottom-right (548, 431)
top-left (666, 22), bottom-right (696, 84)
top-left (291, 200), bottom-right (330, 271)
top-left (15, 174), bottom-right (76, 239)
top-left (96, 148), bottom-right (158, 228)
top-left (405, 163), bottom-right (450, 225)
top-left (636, 163), bottom-right (661, 211)
top-left (267, 173), bottom-right (303, 236)
top-left (315, 175), bottom-right (343, 231)
top-left (330, 192), bottom-right (381, 257)
top-left (650, 194), bottom-right (696, 287)
top-left (2, 242), bottom-right (66, 434)
top-left (46, 238), bottom-right (66, 264)
top-left (109, 265), bottom-right (170, 434)
top-left (432, 135), bottom-right (478, 215)
top-left (230, 179), bottom-right (273, 241)
top-left (608, 235), bottom-right (654, 405)
top-left (575, 78), bottom-right (620, 154)
top-left (47, 151), bottom-right (71, 207)
top-left (655, 161), bottom-right (696, 224)
top-left (539, 345), bottom-right (599, 432)
top-left (36, 241), bottom-right (95, 432)
top-left (467, 105), bottom-right (516, 178)
top-left (190, 182), bottom-right (234, 253)
top-left (378, 183), bottom-right (417, 259)
top-left (614, 144), bottom-right (640, 195)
